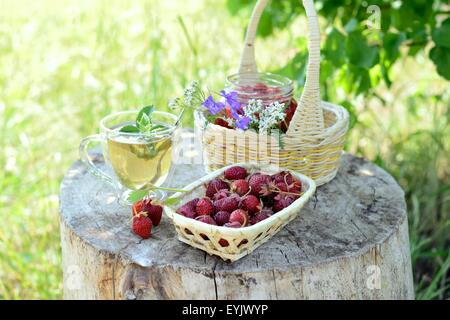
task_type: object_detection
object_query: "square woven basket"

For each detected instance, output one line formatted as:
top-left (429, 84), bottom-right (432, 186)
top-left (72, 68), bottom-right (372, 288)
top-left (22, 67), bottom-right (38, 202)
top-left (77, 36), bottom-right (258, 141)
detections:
top-left (164, 163), bottom-right (316, 262)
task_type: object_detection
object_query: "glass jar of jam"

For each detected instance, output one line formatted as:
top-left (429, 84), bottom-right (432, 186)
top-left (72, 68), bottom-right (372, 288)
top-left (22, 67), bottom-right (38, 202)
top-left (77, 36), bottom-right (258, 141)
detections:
top-left (226, 72), bottom-right (294, 107)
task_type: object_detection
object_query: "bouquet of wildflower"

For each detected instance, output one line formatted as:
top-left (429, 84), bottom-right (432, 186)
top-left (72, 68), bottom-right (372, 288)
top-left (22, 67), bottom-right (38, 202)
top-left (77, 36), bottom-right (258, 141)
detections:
top-left (170, 81), bottom-right (297, 134)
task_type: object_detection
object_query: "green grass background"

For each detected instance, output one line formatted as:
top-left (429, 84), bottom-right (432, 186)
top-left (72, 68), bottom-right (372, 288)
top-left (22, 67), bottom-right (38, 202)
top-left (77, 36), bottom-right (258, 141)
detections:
top-left (0, 0), bottom-right (448, 299)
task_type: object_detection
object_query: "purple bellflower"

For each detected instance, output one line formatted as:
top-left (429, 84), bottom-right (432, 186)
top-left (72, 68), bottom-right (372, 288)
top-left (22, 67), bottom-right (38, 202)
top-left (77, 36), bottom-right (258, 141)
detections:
top-left (202, 95), bottom-right (225, 115)
top-left (235, 116), bottom-right (251, 130)
top-left (220, 90), bottom-right (242, 119)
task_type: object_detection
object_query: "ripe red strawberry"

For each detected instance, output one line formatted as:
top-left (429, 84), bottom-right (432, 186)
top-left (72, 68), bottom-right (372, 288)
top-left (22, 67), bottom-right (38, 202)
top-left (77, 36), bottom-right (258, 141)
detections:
top-left (132, 199), bottom-right (145, 216)
top-left (231, 179), bottom-right (249, 196)
top-left (214, 211), bottom-right (231, 226)
top-left (281, 98), bottom-right (297, 132)
top-left (214, 118), bottom-right (232, 129)
top-left (272, 195), bottom-right (296, 213)
top-left (229, 209), bottom-right (249, 226)
top-left (146, 203), bottom-right (163, 226)
top-left (214, 196), bottom-right (239, 213)
top-left (247, 172), bottom-right (261, 180)
top-left (195, 215), bottom-right (217, 225)
top-left (205, 178), bottom-right (229, 199)
top-left (196, 198), bottom-right (215, 216)
top-left (132, 198), bottom-right (152, 216)
top-left (248, 174), bottom-right (271, 196)
top-left (250, 211), bottom-right (272, 225)
top-left (289, 179), bottom-right (302, 194)
top-left (272, 171), bottom-right (295, 185)
top-left (132, 213), bottom-right (153, 239)
top-left (176, 198), bottom-right (200, 219)
top-left (213, 189), bottom-right (230, 201)
top-left (224, 221), bottom-right (242, 228)
top-left (241, 195), bottom-right (262, 214)
top-left (132, 199), bottom-right (162, 226)
top-left (275, 181), bottom-right (288, 192)
top-left (224, 166), bottom-right (248, 180)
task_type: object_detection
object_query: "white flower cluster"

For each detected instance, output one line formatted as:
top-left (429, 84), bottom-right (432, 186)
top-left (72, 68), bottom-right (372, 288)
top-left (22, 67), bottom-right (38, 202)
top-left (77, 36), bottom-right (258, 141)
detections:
top-left (183, 80), bottom-right (199, 107)
top-left (259, 101), bottom-right (286, 132)
top-left (243, 99), bottom-right (264, 118)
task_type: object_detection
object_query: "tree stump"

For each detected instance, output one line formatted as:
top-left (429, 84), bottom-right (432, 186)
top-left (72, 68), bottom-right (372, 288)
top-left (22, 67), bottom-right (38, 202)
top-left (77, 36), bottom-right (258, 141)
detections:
top-left (59, 136), bottom-right (414, 299)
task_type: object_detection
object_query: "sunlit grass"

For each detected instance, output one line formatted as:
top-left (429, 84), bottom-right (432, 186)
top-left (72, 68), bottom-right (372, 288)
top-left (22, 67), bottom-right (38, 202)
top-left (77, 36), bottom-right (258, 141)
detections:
top-left (0, 0), bottom-right (448, 299)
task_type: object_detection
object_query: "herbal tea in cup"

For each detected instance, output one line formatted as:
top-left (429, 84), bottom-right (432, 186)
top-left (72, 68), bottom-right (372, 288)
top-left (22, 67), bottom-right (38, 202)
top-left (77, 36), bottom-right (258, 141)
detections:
top-left (79, 107), bottom-right (178, 204)
top-left (107, 134), bottom-right (172, 190)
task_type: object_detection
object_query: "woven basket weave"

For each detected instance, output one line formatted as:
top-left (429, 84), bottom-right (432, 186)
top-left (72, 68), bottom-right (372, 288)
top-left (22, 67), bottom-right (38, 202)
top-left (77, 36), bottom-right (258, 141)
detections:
top-left (195, 0), bottom-right (349, 186)
top-left (164, 163), bottom-right (316, 262)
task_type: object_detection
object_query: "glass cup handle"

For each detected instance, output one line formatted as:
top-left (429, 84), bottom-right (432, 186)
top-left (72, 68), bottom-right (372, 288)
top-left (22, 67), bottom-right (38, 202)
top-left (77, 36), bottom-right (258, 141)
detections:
top-left (79, 134), bottom-right (115, 187)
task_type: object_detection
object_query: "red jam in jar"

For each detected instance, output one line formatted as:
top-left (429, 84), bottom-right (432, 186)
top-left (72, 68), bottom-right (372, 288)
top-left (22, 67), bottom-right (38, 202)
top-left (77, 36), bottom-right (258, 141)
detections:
top-left (226, 72), bottom-right (294, 107)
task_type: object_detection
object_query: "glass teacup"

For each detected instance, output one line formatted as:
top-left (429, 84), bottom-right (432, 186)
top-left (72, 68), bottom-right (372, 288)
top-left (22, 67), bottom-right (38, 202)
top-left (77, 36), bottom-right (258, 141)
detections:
top-left (79, 110), bottom-right (178, 204)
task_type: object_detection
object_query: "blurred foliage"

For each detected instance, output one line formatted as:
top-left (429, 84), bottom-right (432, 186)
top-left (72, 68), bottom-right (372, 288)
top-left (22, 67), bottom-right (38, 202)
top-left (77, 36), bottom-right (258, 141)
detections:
top-left (0, 0), bottom-right (448, 299)
top-left (227, 0), bottom-right (450, 87)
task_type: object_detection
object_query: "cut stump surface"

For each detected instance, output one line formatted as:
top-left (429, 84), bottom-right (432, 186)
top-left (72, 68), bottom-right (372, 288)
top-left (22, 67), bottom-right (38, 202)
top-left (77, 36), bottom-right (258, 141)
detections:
top-left (60, 138), bottom-right (414, 299)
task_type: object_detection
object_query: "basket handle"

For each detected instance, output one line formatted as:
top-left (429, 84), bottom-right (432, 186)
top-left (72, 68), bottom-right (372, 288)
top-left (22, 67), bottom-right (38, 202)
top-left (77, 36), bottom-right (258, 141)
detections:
top-left (238, 0), bottom-right (325, 136)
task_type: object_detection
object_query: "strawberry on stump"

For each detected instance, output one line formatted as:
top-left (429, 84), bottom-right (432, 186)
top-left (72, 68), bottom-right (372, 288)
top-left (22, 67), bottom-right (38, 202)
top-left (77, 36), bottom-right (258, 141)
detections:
top-left (132, 213), bottom-right (153, 239)
top-left (132, 199), bottom-right (163, 226)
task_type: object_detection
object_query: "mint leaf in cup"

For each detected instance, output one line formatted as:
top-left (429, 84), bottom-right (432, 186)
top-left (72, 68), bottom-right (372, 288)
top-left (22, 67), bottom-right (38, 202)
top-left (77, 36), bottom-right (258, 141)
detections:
top-left (137, 112), bottom-right (152, 132)
top-left (119, 125), bottom-right (140, 133)
top-left (137, 106), bottom-right (154, 126)
top-left (119, 105), bottom-right (172, 135)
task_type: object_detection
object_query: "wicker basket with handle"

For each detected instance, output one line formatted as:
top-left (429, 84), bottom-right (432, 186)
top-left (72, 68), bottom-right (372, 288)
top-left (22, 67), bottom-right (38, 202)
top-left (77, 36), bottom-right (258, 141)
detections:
top-left (195, 0), bottom-right (349, 186)
top-left (164, 163), bottom-right (316, 262)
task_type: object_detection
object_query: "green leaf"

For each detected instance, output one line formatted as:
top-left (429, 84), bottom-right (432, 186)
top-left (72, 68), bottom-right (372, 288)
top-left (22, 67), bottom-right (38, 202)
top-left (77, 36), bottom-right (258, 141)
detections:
top-left (406, 27), bottom-right (428, 57)
top-left (346, 31), bottom-right (379, 69)
top-left (344, 18), bottom-right (358, 33)
top-left (256, 11), bottom-right (274, 38)
top-left (273, 52), bottom-right (307, 87)
top-left (355, 68), bottom-right (371, 95)
top-left (383, 32), bottom-right (406, 63)
top-left (127, 190), bottom-right (149, 203)
top-left (226, 0), bottom-right (253, 15)
top-left (343, 65), bottom-right (372, 95)
top-left (137, 113), bottom-right (152, 132)
top-left (432, 18), bottom-right (450, 49)
top-left (119, 125), bottom-right (140, 133)
top-left (150, 124), bottom-right (167, 132)
top-left (380, 62), bottom-right (392, 88)
top-left (339, 101), bottom-right (358, 130)
top-left (136, 105), bottom-right (155, 126)
top-left (164, 197), bottom-right (181, 206)
top-left (430, 46), bottom-right (450, 80)
top-left (324, 28), bottom-right (346, 66)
